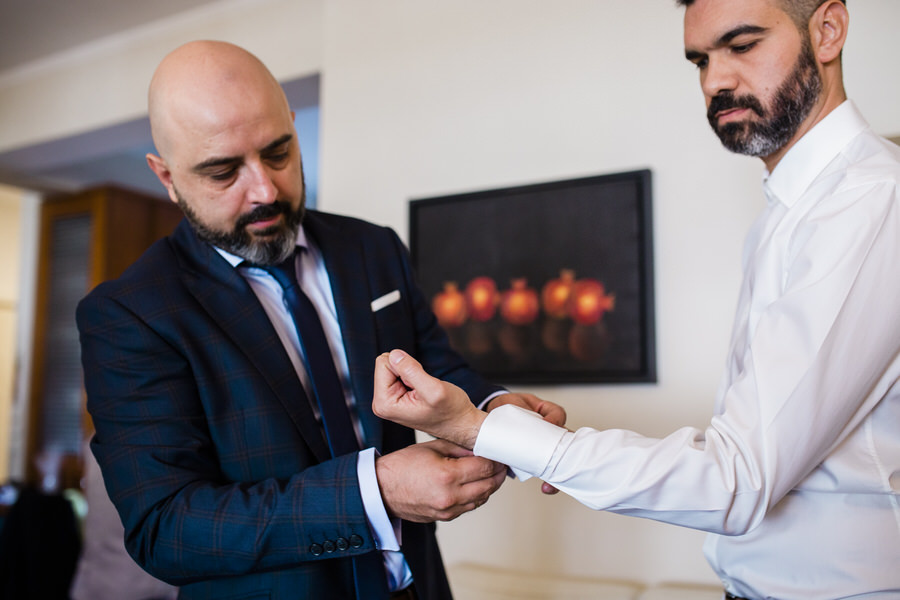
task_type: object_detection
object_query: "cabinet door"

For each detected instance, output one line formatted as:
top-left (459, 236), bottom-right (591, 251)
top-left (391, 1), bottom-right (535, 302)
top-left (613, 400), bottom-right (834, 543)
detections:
top-left (26, 187), bottom-right (181, 489)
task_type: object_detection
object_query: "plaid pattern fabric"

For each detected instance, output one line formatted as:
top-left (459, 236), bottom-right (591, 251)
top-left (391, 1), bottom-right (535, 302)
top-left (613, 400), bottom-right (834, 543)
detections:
top-left (77, 212), bottom-right (502, 600)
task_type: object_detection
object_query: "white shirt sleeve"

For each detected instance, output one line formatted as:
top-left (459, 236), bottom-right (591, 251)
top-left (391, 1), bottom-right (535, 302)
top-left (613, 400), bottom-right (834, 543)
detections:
top-left (356, 447), bottom-right (400, 551)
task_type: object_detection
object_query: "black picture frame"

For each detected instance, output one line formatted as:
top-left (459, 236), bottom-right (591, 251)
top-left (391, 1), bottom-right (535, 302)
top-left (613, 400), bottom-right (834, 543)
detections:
top-left (410, 169), bottom-right (656, 384)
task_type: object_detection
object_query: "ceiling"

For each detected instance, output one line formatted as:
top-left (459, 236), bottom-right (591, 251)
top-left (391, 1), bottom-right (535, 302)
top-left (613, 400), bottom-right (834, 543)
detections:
top-left (0, 0), bottom-right (319, 198)
top-left (0, 0), bottom-right (221, 73)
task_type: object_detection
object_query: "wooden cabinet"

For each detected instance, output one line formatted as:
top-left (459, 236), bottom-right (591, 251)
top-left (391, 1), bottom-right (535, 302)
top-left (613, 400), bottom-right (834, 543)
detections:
top-left (25, 186), bottom-right (182, 489)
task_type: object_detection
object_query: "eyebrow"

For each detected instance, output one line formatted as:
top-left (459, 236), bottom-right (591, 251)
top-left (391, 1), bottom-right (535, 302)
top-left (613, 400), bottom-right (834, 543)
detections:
top-left (684, 24), bottom-right (769, 61)
top-left (192, 133), bottom-right (295, 173)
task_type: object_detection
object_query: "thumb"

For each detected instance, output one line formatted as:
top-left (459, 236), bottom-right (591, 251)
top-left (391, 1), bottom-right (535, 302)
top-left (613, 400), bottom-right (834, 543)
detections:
top-left (388, 349), bottom-right (438, 393)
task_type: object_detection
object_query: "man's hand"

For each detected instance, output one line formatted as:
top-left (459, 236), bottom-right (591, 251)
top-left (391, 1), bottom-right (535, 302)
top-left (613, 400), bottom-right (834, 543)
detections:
top-left (486, 393), bottom-right (567, 428)
top-left (373, 349), bottom-right (486, 449)
top-left (375, 439), bottom-right (507, 522)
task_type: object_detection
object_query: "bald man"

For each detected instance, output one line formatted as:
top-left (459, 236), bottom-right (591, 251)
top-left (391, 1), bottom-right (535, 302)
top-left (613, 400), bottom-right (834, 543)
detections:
top-left (76, 41), bottom-right (562, 600)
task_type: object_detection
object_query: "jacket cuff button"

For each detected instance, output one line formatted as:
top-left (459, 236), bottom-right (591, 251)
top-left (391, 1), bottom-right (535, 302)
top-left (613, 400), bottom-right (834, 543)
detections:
top-left (349, 534), bottom-right (364, 548)
top-left (323, 540), bottom-right (336, 553)
top-left (336, 537), bottom-right (350, 551)
top-left (309, 543), bottom-right (324, 556)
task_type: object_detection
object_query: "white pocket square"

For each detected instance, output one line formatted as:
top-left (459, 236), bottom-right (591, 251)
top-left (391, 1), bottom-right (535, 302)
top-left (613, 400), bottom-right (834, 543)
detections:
top-left (371, 290), bottom-right (401, 312)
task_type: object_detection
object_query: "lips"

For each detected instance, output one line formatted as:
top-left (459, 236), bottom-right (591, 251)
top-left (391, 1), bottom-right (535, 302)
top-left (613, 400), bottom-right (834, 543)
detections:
top-left (236, 201), bottom-right (291, 231)
top-left (716, 107), bottom-right (752, 124)
top-left (707, 92), bottom-right (766, 129)
top-left (247, 214), bottom-right (283, 229)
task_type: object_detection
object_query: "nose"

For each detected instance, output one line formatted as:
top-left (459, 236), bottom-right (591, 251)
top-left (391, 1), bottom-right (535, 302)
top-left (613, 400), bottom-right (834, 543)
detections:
top-left (245, 161), bottom-right (278, 205)
top-left (700, 55), bottom-right (739, 100)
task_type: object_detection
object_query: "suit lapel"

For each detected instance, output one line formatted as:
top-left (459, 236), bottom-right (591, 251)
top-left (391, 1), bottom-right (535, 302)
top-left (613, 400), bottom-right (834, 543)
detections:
top-left (170, 221), bottom-right (332, 462)
top-left (305, 214), bottom-right (383, 451)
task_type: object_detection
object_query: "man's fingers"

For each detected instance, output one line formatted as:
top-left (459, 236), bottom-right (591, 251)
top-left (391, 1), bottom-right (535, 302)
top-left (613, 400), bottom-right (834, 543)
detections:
top-left (537, 402), bottom-right (567, 427)
top-left (389, 349), bottom-right (441, 396)
top-left (424, 438), bottom-right (474, 458)
top-left (372, 353), bottom-right (408, 419)
top-left (518, 393), bottom-right (567, 427)
top-left (452, 454), bottom-right (507, 486)
top-left (373, 353), bottom-right (405, 396)
top-left (458, 462), bottom-right (507, 504)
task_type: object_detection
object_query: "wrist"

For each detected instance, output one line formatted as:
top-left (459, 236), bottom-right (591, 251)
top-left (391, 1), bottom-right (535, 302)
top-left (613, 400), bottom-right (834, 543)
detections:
top-left (454, 406), bottom-right (486, 450)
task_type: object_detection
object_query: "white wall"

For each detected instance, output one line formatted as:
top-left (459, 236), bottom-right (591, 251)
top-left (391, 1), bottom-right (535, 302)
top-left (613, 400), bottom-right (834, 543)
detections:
top-left (317, 0), bottom-right (900, 587)
top-left (1, 0), bottom-right (898, 589)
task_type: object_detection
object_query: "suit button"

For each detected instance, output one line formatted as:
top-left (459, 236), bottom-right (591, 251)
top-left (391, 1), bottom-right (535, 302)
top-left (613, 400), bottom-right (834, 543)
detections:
top-left (336, 537), bottom-right (350, 551)
top-left (310, 543), bottom-right (324, 556)
top-left (323, 540), bottom-right (336, 553)
top-left (349, 534), bottom-right (364, 548)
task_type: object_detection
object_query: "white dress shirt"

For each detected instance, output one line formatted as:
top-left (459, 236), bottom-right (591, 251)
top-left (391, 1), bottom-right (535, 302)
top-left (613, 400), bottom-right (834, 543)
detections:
top-left (473, 101), bottom-right (900, 599)
top-left (217, 228), bottom-right (412, 591)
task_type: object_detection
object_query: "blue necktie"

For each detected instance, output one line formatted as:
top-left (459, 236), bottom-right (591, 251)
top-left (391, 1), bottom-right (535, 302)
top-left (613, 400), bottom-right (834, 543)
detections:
top-left (262, 252), bottom-right (359, 457)
top-left (259, 253), bottom-right (392, 597)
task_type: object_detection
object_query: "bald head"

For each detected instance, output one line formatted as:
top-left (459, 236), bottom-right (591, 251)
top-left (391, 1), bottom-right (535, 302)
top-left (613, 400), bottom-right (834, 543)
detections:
top-left (148, 41), bottom-right (291, 162)
top-left (144, 41), bottom-right (305, 265)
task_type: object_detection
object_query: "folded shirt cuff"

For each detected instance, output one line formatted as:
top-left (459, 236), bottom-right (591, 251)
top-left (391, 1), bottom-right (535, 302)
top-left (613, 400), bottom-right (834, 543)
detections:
top-left (357, 447), bottom-right (400, 551)
top-left (473, 404), bottom-right (568, 481)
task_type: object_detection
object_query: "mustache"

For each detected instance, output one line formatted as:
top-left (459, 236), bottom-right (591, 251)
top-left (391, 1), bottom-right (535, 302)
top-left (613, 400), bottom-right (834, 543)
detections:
top-left (707, 92), bottom-right (766, 124)
top-left (234, 201), bottom-right (292, 230)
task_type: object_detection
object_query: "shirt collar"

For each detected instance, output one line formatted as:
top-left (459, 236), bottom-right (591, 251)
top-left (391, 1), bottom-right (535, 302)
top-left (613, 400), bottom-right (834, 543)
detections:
top-left (214, 226), bottom-right (307, 267)
top-left (763, 100), bottom-right (869, 208)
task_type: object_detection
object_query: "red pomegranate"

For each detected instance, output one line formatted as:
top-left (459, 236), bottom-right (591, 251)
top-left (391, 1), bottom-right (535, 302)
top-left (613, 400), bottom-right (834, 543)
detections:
top-left (432, 282), bottom-right (467, 328)
top-left (541, 269), bottom-right (576, 318)
top-left (500, 279), bottom-right (540, 325)
top-left (465, 276), bottom-right (499, 322)
top-left (568, 279), bottom-right (615, 325)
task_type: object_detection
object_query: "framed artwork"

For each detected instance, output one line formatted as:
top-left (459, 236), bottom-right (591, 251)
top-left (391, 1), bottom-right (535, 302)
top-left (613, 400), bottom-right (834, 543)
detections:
top-left (410, 169), bottom-right (656, 384)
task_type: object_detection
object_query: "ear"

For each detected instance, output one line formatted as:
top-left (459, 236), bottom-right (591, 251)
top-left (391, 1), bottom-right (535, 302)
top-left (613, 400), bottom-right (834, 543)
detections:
top-left (146, 153), bottom-right (179, 205)
top-left (810, 0), bottom-right (849, 64)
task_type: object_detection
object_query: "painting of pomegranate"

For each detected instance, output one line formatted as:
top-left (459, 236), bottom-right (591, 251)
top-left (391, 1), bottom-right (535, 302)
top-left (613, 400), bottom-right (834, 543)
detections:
top-left (410, 170), bottom-right (656, 384)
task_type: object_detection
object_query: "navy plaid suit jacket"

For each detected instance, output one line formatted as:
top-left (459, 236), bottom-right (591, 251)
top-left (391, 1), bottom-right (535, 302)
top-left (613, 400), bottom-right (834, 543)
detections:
top-left (76, 211), bottom-right (502, 600)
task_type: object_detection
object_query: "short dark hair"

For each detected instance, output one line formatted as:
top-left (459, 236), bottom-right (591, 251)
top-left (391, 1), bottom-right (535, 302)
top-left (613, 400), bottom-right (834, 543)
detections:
top-left (676, 0), bottom-right (846, 31)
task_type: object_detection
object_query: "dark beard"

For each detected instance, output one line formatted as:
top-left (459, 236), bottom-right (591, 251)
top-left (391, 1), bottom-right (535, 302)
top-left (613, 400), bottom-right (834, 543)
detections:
top-left (707, 41), bottom-right (822, 157)
top-left (176, 190), bottom-right (305, 265)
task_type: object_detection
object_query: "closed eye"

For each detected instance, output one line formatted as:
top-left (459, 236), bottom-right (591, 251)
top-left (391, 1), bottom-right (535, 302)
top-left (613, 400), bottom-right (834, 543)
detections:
top-left (263, 149), bottom-right (291, 166)
top-left (685, 50), bottom-right (708, 70)
top-left (732, 41), bottom-right (758, 55)
top-left (208, 168), bottom-right (238, 181)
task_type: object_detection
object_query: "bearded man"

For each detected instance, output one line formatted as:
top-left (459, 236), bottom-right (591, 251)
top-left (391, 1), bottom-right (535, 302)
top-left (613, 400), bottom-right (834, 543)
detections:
top-left (370, 2), bottom-right (900, 598)
top-left (76, 40), bottom-right (563, 600)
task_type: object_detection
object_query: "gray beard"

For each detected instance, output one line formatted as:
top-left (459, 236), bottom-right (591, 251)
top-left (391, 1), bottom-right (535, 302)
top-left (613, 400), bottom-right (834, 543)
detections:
top-left (175, 189), bottom-right (304, 265)
top-left (709, 43), bottom-right (822, 158)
